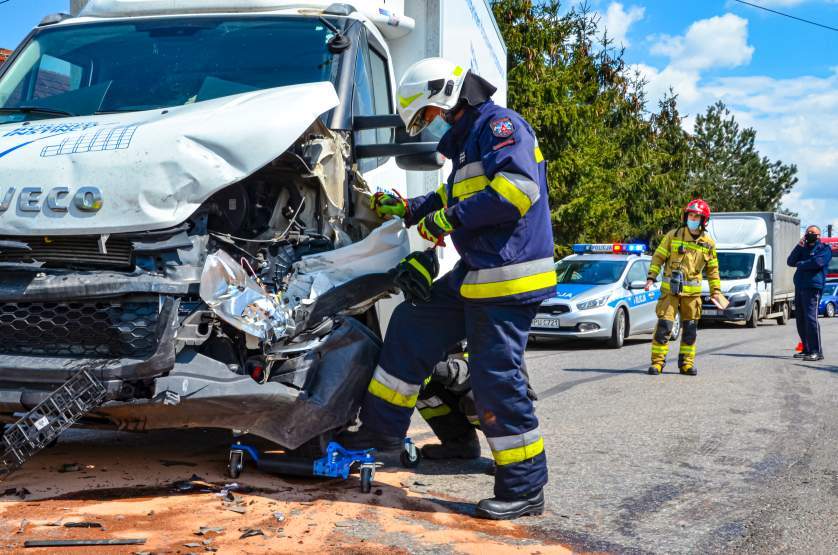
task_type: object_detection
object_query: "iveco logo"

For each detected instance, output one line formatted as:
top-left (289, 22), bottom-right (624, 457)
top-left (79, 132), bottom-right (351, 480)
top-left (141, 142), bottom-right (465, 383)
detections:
top-left (0, 187), bottom-right (103, 215)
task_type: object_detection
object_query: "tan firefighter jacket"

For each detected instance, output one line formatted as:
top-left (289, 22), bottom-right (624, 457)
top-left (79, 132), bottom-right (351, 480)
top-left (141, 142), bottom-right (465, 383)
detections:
top-left (647, 227), bottom-right (721, 296)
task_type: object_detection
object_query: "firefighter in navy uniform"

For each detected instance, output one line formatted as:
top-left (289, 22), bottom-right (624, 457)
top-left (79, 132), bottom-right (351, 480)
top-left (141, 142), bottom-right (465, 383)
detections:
top-left (341, 58), bottom-right (555, 520)
top-left (645, 199), bottom-right (722, 376)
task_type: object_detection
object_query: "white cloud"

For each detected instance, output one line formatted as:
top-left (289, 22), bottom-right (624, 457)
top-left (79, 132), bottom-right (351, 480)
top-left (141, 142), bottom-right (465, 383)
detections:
top-left (599, 2), bottom-right (645, 47)
top-left (650, 14), bottom-right (754, 71)
top-left (635, 13), bottom-right (835, 229)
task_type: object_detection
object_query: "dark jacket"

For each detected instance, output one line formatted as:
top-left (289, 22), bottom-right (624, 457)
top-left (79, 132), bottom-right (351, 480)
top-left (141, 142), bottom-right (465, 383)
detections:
top-left (406, 100), bottom-right (556, 304)
top-left (787, 241), bottom-right (833, 289)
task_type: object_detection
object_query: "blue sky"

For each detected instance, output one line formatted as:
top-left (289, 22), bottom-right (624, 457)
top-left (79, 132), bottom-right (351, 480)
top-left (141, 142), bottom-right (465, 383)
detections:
top-left (1, 0), bottom-right (837, 231)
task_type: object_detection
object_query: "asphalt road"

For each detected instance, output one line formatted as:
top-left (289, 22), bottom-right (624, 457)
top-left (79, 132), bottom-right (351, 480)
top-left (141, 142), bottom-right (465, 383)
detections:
top-left (1, 317), bottom-right (836, 554)
top-left (410, 317), bottom-right (838, 554)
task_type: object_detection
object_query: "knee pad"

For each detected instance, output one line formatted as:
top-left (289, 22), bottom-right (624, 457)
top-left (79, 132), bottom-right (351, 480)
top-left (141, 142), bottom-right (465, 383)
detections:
top-left (682, 320), bottom-right (698, 345)
top-left (654, 320), bottom-right (675, 343)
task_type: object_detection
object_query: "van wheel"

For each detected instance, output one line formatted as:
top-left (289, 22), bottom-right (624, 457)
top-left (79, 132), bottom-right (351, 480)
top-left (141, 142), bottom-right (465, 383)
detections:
top-left (607, 308), bottom-right (626, 349)
top-left (746, 303), bottom-right (759, 328)
top-left (826, 302), bottom-right (836, 318)
top-left (777, 302), bottom-right (789, 325)
top-left (670, 314), bottom-right (682, 341)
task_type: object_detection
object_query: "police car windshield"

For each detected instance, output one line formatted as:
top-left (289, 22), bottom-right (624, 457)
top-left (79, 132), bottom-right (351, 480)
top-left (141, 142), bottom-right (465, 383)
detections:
top-left (0, 17), bottom-right (337, 123)
top-left (717, 252), bottom-right (755, 280)
top-left (555, 260), bottom-right (627, 285)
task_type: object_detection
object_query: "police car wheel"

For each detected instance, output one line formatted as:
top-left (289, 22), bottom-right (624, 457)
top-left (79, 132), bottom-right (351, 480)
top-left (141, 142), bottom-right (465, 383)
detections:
top-left (827, 303), bottom-right (836, 318)
top-left (607, 308), bottom-right (626, 349)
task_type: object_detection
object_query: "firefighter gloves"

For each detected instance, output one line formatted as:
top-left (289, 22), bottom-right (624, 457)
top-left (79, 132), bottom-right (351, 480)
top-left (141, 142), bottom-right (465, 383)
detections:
top-left (418, 208), bottom-right (455, 244)
top-left (370, 191), bottom-right (408, 219)
top-left (393, 249), bottom-right (440, 303)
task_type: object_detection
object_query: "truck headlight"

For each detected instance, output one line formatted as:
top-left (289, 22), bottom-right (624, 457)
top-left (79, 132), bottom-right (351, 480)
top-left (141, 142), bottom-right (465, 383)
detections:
top-left (727, 284), bottom-right (750, 294)
top-left (577, 295), bottom-right (610, 310)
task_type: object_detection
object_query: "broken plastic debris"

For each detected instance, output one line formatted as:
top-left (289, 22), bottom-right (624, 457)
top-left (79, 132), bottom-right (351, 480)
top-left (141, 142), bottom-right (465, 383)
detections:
top-left (239, 528), bottom-right (265, 539)
top-left (200, 250), bottom-right (290, 341)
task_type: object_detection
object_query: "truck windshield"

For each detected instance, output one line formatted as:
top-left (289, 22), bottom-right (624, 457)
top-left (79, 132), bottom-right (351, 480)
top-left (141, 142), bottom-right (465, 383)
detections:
top-left (555, 260), bottom-right (627, 285)
top-left (0, 17), bottom-right (337, 123)
top-left (717, 252), bottom-right (755, 280)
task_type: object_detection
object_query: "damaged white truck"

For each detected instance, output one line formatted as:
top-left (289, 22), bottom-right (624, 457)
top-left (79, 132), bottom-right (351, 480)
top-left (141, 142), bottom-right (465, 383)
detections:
top-left (0, 0), bottom-right (507, 469)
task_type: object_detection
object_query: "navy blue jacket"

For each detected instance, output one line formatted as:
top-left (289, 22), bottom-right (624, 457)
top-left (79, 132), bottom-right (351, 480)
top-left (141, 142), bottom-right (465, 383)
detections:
top-left (405, 100), bottom-right (556, 304)
top-left (787, 241), bottom-right (833, 290)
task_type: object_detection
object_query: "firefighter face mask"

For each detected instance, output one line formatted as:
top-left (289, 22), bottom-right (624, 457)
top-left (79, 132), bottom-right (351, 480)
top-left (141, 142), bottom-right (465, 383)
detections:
top-left (687, 219), bottom-right (701, 232)
top-left (426, 115), bottom-right (452, 140)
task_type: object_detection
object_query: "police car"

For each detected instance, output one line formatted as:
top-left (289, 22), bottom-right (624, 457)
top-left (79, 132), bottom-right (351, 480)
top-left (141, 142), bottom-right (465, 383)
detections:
top-left (530, 243), bottom-right (681, 348)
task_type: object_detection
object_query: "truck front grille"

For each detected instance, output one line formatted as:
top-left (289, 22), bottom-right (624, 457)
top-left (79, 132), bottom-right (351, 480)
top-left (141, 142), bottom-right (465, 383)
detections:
top-left (0, 236), bottom-right (133, 269)
top-left (0, 299), bottom-right (161, 358)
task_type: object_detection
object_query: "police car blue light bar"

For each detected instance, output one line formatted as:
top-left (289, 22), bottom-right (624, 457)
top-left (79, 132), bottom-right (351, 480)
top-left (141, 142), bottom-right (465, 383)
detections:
top-left (572, 243), bottom-right (647, 254)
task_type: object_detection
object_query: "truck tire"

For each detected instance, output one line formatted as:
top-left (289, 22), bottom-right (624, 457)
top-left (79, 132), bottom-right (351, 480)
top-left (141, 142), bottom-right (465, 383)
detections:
top-left (746, 303), bottom-right (759, 328)
top-left (777, 302), bottom-right (789, 325)
top-left (607, 308), bottom-right (626, 349)
top-left (826, 302), bottom-right (836, 319)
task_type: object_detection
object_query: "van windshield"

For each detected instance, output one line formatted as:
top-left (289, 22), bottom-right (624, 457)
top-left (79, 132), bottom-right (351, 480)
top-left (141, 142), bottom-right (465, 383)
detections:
top-left (717, 252), bottom-right (755, 280)
top-left (0, 16), bottom-right (338, 124)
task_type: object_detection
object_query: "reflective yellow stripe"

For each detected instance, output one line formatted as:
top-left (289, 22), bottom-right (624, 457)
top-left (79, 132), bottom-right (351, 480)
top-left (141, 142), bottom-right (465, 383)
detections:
top-left (679, 345), bottom-right (697, 355)
top-left (419, 405), bottom-right (451, 420)
top-left (654, 247), bottom-right (669, 257)
top-left (436, 183), bottom-right (448, 208)
top-left (534, 147), bottom-right (544, 163)
top-left (468, 418), bottom-right (481, 427)
top-left (407, 257), bottom-right (431, 285)
top-left (706, 259), bottom-right (719, 268)
top-left (671, 240), bottom-right (710, 254)
top-left (399, 92), bottom-right (423, 109)
top-left (709, 280), bottom-right (721, 289)
top-left (460, 271), bottom-right (556, 300)
top-left (453, 66), bottom-right (464, 76)
top-left (649, 264), bottom-right (661, 275)
top-left (368, 379), bottom-right (419, 408)
top-left (367, 366), bottom-right (421, 408)
top-left (489, 174), bottom-right (534, 216)
top-left (491, 437), bottom-right (544, 466)
top-left (652, 345), bottom-right (669, 354)
top-left (682, 284), bottom-right (702, 294)
top-left (452, 175), bottom-right (490, 199)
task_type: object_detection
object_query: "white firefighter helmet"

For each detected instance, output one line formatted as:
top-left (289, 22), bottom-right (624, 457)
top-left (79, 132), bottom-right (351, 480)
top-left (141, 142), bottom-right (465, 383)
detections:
top-left (397, 57), bottom-right (467, 136)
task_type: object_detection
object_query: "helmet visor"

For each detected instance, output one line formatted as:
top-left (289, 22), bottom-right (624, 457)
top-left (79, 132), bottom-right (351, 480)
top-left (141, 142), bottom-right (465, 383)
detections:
top-left (407, 107), bottom-right (430, 136)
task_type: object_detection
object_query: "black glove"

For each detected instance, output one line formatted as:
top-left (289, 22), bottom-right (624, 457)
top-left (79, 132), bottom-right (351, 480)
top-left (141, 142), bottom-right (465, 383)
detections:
top-left (392, 249), bottom-right (439, 303)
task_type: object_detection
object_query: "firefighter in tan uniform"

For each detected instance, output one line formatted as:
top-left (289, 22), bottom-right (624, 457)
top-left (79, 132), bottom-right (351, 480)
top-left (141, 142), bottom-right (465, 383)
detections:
top-left (644, 199), bottom-right (722, 376)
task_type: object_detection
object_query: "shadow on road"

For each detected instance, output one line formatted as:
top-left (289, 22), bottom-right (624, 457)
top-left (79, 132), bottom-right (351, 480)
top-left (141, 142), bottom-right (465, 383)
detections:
top-left (712, 352), bottom-right (796, 360)
top-left (560, 367), bottom-right (648, 375)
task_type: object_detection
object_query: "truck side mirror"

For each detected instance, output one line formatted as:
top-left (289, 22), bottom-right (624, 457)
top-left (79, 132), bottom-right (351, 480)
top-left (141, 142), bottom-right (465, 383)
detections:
top-left (352, 115), bottom-right (444, 171)
top-left (762, 270), bottom-right (772, 284)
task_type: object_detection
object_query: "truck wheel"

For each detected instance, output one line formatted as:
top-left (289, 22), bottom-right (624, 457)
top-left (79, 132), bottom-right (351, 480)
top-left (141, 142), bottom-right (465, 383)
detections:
top-left (607, 308), bottom-right (626, 349)
top-left (746, 303), bottom-right (759, 328)
top-left (777, 302), bottom-right (789, 325)
top-left (826, 302), bottom-right (836, 318)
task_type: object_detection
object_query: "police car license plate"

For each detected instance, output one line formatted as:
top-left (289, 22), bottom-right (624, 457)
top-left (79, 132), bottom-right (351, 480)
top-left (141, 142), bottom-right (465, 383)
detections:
top-left (532, 318), bottom-right (560, 329)
top-left (703, 309), bottom-right (720, 316)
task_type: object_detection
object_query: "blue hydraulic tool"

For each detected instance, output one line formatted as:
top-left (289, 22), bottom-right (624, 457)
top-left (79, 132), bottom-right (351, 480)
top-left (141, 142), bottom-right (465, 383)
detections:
top-left (227, 441), bottom-right (378, 492)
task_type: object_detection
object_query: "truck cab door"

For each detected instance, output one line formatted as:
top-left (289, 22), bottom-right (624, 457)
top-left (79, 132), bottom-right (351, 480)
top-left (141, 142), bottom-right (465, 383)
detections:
top-left (756, 254), bottom-right (770, 315)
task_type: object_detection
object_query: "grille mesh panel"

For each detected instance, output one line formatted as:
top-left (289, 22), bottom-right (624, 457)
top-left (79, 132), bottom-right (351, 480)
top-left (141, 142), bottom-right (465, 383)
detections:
top-left (0, 299), bottom-right (160, 358)
top-left (0, 236), bottom-right (133, 269)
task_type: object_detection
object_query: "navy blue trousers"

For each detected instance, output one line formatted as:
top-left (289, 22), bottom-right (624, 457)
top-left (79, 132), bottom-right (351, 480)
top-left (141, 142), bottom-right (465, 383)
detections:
top-left (795, 287), bottom-right (823, 355)
top-left (359, 271), bottom-right (547, 499)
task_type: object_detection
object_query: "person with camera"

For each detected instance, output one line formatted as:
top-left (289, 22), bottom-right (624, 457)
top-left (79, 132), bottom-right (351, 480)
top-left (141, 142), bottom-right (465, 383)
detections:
top-left (787, 226), bottom-right (833, 362)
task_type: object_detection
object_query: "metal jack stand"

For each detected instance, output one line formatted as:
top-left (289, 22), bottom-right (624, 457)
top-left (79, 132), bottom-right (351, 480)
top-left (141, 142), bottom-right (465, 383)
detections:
top-left (1, 370), bottom-right (107, 479)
